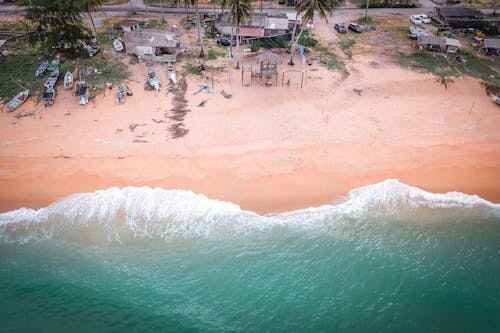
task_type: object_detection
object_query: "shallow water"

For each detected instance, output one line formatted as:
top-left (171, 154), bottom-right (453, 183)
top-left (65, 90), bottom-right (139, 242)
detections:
top-left (1, 180), bottom-right (499, 332)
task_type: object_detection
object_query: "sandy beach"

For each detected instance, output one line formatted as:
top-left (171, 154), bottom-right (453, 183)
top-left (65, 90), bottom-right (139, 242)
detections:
top-left (1, 52), bottom-right (499, 214)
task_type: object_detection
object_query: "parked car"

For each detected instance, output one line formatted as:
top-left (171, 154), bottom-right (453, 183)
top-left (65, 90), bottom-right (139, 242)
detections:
top-left (217, 35), bottom-right (236, 46)
top-left (410, 15), bottom-right (423, 25)
top-left (409, 26), bottom-right (429, 38)
top-left (348, 23), bottom-right (363, 33)
top-left (417, 14), bottom-right (431, 24)
top-left (334, 23), bottom-right (347, 34)
top-left (305, 20), bottom-right (314, 30)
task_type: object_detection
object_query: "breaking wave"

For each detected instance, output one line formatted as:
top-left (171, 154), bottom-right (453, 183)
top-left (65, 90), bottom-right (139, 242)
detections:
top-left (1, 179), bottom-right (499, 243)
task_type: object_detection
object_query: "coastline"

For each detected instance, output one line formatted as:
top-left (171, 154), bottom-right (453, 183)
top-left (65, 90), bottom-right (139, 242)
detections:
top-left (1, 57), bottom-right (499, 214)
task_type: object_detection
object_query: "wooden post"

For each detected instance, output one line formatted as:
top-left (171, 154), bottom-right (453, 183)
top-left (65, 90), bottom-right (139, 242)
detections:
top-left (281, 70), bottom-right (284, 87)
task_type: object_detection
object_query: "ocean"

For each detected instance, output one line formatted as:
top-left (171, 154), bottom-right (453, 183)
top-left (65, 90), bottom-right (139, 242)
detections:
top-left (1, 179), bottom-right (499, 332)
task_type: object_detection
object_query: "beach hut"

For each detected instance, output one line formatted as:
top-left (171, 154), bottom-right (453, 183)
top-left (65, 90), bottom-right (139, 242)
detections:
top-left (123, 29), bottom-right (182, 63)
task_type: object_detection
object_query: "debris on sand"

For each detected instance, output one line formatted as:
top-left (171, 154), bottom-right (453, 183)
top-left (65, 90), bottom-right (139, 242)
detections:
top-left (198, 100), bottom-right (207, 107)
top-left (353, 88), bottom-right (363, 96)
top-left (220, 90), bottom-right (232, 99)
top-left (152, 118), bottom-right (165, 124)
top-left (165, 78), bottom-right (190, 139)
top-left (129, 123), bottom-right (146, 132)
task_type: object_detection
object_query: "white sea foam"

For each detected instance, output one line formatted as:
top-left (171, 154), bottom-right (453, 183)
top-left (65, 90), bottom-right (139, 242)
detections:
top-left (1, 180), bottom-right (499, 243)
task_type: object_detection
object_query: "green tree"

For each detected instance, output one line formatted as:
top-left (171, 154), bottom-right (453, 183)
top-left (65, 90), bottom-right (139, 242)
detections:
top-left (289, 0), bottom-right (335, 66)
top-left (174, 0), bottom-right (204, 57)
top-left (226, 0), bottom-right (253, 69)
top-left (24, 0), bottom-right (99, 59)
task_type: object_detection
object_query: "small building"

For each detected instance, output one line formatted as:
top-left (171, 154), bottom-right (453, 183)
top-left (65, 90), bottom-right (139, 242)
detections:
top-left (123, 29), bottom-right (182, 63)
top-left (434, 7), bottom-right (498, 34)
top-left (482, 39), bottom-right (500, 56)
top-left (120, 20), bottom-right (139, 32)
top-left (417, 35), bottom-right (461, 53)
top-left (216, 13), bottom-right (290, 41)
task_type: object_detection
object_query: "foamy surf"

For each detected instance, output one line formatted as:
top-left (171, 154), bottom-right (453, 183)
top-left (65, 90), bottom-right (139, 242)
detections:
top-left (1, 179), bottom-right (499, 243)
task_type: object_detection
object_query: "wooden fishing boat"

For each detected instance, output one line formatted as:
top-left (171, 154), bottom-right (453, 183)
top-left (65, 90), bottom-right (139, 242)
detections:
top-left (47, 56), bottom-right (60, 71)
top-left (116, 85), bottom-right (126, 103)
top-left (147, 67), bottom-right (160, 91)
top-left (35, 60), bottom-right (49, 77)
top-left (113, 39), bottom-right (124, 52)
top-left (166, 64), bottom-right (177, 85)
top-left (75, 81), bottom-right (90, 105)
top-left (43, 86), bottom-right (56, 106)
top-left (5, 89), bottom-right (29, 112)
top-left (44, 68), bottom-right (59, 88)
top-left (64, 71), bottom-right (73, 89)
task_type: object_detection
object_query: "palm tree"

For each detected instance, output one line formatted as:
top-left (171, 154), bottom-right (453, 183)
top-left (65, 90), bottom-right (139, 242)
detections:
top-left (174, 0), bottom-right (204, 57)
top-left (288, 0), bottom-right (334, 66)
top-left (226, 0), bottom-right (253, 69)
top-left (78, 0), bottom-right (104, 44)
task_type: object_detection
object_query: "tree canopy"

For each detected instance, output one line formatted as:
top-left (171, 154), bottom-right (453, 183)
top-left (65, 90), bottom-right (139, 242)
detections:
top-left (23, 0), bottom-right (103, 59)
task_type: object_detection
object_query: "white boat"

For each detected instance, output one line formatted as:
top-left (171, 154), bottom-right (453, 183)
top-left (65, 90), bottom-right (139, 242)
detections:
top-left (76, 82), bottom-right (90, 105)
top-left (6, 89), bottom-right (29, 112)
top-left (147, 67), bottom-right (160, 91)
top-left (166, 64), bottom-right (176, 84)
top-left (44, 68), bottom-right (59, 88)
top-left (64, 71), bottom-right (73, 89)
top-left (35, 60), bottom-right (48, 77)
top-left (43, 86), bottom-right (56, 106)
top-left (113, 39), bottom-right (124, 52)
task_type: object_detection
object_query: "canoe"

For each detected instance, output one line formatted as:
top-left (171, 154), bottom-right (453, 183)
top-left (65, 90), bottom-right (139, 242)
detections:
top-left (113, 39), bottom-right (124, 52)
top-left (75, 82), bottom-right (89, 105)
top-left (166, 65), bottom-right (177, 85)
top-left (35, 60), bottom-right (49, 77)
top-left (6, 89), bottom-right (29, 112)
top-left (47, 56), bottom-right (60, 71)
top-left (44, 68), bottom-right (59, 88)
top-left (43, 86), bottom-right (56, 106)
top-left (147, 67), bottom-right (160, 91)
top-left (64, 71), bottom-right (73, 89)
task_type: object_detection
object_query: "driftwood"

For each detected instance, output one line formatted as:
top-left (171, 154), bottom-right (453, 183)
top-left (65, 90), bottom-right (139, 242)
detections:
top-left (220, 90), bottom-right (232, 99)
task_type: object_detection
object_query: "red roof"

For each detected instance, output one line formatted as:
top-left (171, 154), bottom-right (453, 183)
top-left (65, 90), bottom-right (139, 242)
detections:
top-left (239, 26), bottom-right (264, 37)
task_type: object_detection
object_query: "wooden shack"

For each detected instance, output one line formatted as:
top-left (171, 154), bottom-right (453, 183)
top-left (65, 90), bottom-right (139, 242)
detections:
top-left (417, 35), bottom-right (461, 54)
top-left (123, 29), bottom-right (181, 63)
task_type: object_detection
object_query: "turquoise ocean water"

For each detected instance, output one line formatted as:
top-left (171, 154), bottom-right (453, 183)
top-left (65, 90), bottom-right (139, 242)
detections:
top-left (1, 179), bottom-right (499, 332)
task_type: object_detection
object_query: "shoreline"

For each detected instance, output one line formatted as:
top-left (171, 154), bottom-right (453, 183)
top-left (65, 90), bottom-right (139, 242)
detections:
top-left (1, 57), bottom-right (499, 214)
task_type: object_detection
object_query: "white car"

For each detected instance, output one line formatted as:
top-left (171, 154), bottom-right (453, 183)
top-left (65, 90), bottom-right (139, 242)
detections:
top-left (418, 14), bottom-right (431, 24)
top-left (305, 20), bottom-right (314, 30)
top-left (410, 15), bottom-right (423, 25)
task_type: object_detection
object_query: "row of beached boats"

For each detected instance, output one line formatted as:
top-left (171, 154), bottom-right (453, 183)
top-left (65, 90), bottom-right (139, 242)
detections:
top-left (146, 64), bottom-right (177, 92)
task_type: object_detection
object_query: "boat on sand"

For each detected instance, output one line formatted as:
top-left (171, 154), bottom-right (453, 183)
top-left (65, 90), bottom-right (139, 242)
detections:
top-left (64, 71), bottom-right (73, 89)
top-left (5, 89), bottom-right (29, 112)
top-left (147, 67), bottom-right (161, 91)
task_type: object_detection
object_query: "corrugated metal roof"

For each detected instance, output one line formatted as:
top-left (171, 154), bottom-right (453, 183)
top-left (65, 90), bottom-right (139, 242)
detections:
top-left (239, 26), bottom-right (264, 37)
top-left (123, 29), bottom-right (178, 48)
top-left (438, 7), bottom-right (483, 18)
top-left (484, 39), bottom-right (500, 49)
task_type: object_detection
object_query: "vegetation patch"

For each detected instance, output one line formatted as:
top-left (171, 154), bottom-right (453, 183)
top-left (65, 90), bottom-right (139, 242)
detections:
top-left (339, 38), bottom-right (356, 59)
top-left (454, 49), bottom-right (499, 89)
top-left (356, 16), bottom-right (379, 25)
top-left (314, 44), bottom-right (347, 76)
top-left (206, 46), bottom-right (226, 60)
